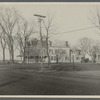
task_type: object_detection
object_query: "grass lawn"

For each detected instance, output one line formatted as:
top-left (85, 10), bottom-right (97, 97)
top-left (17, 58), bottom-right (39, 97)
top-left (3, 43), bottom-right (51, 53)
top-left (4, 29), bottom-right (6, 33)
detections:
top-left (0, 62), bottom-right (100, 71)
top-left (50, 63), bottom-right (100, 71)
top-left (0, 63), bottom-right (100, 94)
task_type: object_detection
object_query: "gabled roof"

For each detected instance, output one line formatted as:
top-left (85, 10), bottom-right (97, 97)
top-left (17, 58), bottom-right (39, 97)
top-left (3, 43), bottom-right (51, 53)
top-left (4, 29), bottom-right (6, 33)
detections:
top-left (71, 46), bottom-right (81, 51)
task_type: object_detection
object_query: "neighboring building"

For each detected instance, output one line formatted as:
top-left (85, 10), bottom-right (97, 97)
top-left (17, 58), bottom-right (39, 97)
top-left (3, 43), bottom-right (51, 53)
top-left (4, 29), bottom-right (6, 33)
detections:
top-left (71, 49), bottom-right (84, 63)
top-left (48, 45), bottom-right (70, 63)
top-left (96, 53), bottom-right (100, 63)
top-left (89, 48), bottom-right (100, 63)
top-left (96, 51), bottom-right (100, 63)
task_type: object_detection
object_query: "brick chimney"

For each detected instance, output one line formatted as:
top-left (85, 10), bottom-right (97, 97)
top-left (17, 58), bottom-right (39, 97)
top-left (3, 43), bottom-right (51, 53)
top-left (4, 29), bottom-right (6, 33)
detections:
top-left (65, 41), bottom-right (69, 47)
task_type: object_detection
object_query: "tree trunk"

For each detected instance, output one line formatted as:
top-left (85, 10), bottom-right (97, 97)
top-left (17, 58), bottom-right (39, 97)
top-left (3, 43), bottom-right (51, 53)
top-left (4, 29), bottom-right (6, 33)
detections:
top-left (11, 45), bottom-right (14, 63)
top-left (3, 48), bottom-right (5, 64)
top-left (47, 50), bottom-right (50, 67)
top-left (23, 50), bottom-right (25, 63)
top-left (0, 37), bottom-right (6, 64)
top-left (8, 49), bottom-right (12, 62)
top-left (23, 47), bottom-right (26, 64)
top-left (20, 54), bottom-right (22, 61)
top-left (46, 38), bottom-right (50, 67)
top-left (28, 49), bottom-right (29, 63)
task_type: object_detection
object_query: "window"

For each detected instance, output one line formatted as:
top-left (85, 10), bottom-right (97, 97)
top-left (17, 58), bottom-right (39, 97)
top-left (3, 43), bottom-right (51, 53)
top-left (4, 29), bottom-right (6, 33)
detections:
top-left (49, 49), bottom-right (53, 54)
top-left (54, 56), bottom-right (57, 61)
top-left (55, 49), bottom-right (58, 54)
top-left (62, 50), bottom-right (66, 54)
top-left (76, 51), bottom-right (81, 55)
top-left (65, 57), bottom-right (67, 60)
top-left (76, 57), bottom-right (79, 60)
top-left (51, 56), bottom-right (53, 60)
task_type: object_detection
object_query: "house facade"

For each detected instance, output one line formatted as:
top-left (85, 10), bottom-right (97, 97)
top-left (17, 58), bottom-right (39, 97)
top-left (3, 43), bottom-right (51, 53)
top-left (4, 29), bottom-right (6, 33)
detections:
top-left (70, 49), bottom-right (84, 63)
top-left (23, 38), bottom-right (71, 63)
top-left (48, 46), bottom-right (71, 63)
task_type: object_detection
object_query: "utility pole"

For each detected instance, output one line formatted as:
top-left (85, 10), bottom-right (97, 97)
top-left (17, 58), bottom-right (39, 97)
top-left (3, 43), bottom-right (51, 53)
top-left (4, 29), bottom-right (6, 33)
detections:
top-left (34, 14), bottom-right (46, 68)
top-left (56, 54), bottom-right (58, 64)
top-left (34, 14), bottom-right (46, 46)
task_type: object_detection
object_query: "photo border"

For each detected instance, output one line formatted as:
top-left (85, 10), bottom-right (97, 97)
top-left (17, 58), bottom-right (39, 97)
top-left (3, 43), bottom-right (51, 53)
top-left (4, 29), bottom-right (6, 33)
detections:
top-left (0, 2), bottom-right (99, 99)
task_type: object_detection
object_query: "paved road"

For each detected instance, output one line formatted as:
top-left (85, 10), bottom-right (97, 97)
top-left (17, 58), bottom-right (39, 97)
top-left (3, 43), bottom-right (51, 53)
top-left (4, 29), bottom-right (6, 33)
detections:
top-left (0, 66), bottom-right (100, 95)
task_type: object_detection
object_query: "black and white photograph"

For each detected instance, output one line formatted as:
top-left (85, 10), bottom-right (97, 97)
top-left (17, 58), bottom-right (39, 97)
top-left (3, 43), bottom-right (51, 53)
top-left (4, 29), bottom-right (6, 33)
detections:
top-left (0, 2), bottom-right (100, 95)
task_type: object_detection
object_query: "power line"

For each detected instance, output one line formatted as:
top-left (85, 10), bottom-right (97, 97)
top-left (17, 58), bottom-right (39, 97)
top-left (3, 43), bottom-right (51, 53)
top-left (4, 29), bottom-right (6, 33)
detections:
top-left (56, 26), bottom-right (96, 35)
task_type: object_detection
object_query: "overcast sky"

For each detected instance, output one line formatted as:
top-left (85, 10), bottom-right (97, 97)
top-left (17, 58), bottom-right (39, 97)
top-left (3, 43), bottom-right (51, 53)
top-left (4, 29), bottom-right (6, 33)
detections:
top-left (0, 3), bottom-right (100, 60)
top-left (1, 3), bottom-right (100, 43)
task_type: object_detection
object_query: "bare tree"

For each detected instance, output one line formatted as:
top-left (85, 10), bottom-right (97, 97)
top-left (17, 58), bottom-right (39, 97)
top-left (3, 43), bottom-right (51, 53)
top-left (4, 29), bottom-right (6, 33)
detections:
top-left (87, 39), bottom-right (95, 62)
top-left (88, 6), bottom-right (100, 30)
top-left (88, 41), bottom-right (100, 62)
top-left (77, 37), bottom-right (98, 62)
top-left (77, 37), bottom-right (90, 58)
top-left (0, 8), bottom-right (20, 63)
top-left (42, 14), bottom-right (56, 67)
top-left (15, 18), bottom-right (34, 63)
top-left (0, 29), bottom-right (6, 63)
top-left (88, 6), bottom-right (100, 62)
